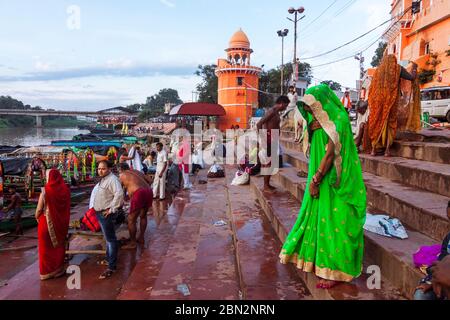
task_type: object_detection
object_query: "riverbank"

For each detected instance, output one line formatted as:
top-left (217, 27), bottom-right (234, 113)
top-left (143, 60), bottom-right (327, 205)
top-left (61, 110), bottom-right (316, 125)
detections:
top-left (0, 127), bottom-right (90, 147)
top-left (0, 118), bottom-right (89, 129)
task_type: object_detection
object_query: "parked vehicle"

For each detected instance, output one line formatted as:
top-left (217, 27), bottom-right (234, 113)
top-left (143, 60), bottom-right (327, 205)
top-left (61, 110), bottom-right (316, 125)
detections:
top-left (421, 86), bottom-right (450, 122)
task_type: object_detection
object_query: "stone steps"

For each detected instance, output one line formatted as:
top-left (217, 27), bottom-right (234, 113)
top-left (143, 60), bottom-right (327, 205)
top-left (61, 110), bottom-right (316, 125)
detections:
top-left (250, 176), bottom-right (405, 300)
top-left (390, 141), bottom-right (450, 164)
top-left (271, 166), bottom-right (438, 298)
top-left (281, 137), bottom-right (450, 198)
top-left (280, 151), bottom-right (450, 242)
top-left (359, 154), bottom-right (450, 198)
top-left (282, 130), bottom-right (450, 165)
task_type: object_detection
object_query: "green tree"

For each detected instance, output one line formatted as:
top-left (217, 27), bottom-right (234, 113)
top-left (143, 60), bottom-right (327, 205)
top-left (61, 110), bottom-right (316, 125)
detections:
top-left (126, 104), bottom-right (143, 113)
top-left (258, 62), bottom-right (312, 108)
top-left (139, 88), bottom-right (183, 121)
top-left (195, 64), bottom-right (218, 103)
top-left (371, 42), bottom-right (388, 67)
top-left (320, 80), bottom-right (342, 91)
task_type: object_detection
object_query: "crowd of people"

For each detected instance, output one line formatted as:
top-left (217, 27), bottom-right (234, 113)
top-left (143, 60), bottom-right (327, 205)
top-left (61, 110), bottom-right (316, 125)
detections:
top-left (3, 58), bottom-right (448, 299)
top-left (259, 76), bottom-right (449, 298)
top-left (27, 137), bottom-right (197, 281)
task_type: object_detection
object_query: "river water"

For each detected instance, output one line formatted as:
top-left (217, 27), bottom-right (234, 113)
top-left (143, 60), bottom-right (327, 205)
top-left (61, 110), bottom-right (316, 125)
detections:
top-left (0, 127), bottom-right (89, 147)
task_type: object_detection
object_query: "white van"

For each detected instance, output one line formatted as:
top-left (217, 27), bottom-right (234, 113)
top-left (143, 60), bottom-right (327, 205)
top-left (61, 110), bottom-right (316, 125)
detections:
top-left (421, 86), bottom-right (450, 122)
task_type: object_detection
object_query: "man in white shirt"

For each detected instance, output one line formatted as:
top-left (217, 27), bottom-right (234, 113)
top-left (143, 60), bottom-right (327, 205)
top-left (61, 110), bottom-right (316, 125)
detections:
top-left (152, 142), bottom-right (168, 200)
top-left (93, 160), bottom-right (124, 279)
top-left (124, 143), bottom-right (144, 172)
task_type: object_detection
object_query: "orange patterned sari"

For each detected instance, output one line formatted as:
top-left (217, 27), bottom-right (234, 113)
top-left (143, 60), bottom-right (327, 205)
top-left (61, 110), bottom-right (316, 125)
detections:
top-left (367, 54), bottom-right (401, 152)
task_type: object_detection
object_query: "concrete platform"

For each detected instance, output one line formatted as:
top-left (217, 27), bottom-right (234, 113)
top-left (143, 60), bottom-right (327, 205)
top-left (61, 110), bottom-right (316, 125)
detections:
top-left (0, 168), bottom-right (314, 300)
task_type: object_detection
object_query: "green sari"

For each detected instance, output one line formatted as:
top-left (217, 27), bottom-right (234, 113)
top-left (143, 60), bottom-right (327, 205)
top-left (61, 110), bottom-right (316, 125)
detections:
top-left (279, 84), bottom-right (366, 282)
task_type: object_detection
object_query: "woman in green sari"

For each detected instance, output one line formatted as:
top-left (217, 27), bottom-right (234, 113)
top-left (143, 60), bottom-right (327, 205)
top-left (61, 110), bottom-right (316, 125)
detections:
top-left (279, 84), bottom-right (366, 289)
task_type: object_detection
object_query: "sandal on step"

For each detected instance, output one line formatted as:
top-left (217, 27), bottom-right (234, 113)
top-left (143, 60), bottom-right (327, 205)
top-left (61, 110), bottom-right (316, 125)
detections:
top-left (97, 259), bottom-right (108, 266)
top-left (99, 269), bottom-right (115, 280)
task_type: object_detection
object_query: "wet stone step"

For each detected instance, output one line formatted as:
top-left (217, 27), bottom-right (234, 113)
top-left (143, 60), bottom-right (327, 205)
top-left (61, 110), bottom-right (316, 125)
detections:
top-left (274, 166), bottom-right (450, 242)
top-left (281, 137), bottom-right (450, 198)
top-left (250, 175), bottom-right (405, 300)
top-left (225, 167), bottom-right (312, 300)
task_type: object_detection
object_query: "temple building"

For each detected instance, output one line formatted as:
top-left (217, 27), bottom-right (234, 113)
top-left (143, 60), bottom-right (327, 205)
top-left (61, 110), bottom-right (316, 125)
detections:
top-left (215, 29), bottom-right (262, 130)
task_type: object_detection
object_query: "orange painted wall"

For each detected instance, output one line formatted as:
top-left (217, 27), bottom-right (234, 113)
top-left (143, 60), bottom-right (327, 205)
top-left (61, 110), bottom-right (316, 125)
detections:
top-left (388, 0), bottom-right (450, 88)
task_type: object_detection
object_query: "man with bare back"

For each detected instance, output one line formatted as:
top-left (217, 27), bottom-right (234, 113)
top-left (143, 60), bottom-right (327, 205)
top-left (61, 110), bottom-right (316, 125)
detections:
top-left (256, 95), bottom-right (290, 192)
top-left (119, 169), bottom-right (153, 249)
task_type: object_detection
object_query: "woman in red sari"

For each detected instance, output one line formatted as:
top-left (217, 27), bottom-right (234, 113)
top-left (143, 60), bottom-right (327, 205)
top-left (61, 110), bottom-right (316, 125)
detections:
top-left (35, 169), bottom-right (71, 280)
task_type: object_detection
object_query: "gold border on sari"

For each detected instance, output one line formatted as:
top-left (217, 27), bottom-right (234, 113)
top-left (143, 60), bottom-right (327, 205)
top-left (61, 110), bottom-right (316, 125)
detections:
top-left (43, 189), bottom-right (59, 248)
top-left (279, 252), bottom-right (355, 282)
top-left (40, 266), bottom-right (65, 281)
top-left (300, 94), bottom-right (343, 187)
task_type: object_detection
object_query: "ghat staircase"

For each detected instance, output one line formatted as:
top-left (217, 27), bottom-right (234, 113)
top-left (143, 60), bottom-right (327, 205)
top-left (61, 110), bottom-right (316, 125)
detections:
top-left (249, 128), bottom-right (450, 299)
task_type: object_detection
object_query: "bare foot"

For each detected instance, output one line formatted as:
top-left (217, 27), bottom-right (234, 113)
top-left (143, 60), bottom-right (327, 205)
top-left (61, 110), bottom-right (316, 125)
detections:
top-left (384, 150), bottom-right (391, 157)
top-left (122, 241), bottom-right (137, 250)
top-left (137, 237), bottom-right (145, 245)
top-left (316, 278), bottom-right (340, 289)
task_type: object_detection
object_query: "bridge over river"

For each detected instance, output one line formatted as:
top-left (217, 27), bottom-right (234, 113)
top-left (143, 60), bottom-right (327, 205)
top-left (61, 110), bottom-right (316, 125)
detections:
top-left (0, 107), bottom-right (137, 127)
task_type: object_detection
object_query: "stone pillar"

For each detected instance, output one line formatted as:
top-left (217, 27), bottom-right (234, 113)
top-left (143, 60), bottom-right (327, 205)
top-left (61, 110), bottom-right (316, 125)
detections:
top-left (36, 116), bottom-right (43, 128)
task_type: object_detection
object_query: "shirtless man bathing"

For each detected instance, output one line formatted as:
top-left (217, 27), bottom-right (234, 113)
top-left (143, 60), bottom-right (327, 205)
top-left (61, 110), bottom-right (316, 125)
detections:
top-left (256, 96), bottom-right (290, 192)
top-left (119, 168), bottom-right (153, 249)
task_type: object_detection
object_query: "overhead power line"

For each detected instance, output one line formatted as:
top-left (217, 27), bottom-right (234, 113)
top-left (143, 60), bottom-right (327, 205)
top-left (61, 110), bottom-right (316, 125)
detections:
top-left (301, 16), bottom-right (395, 60)
top-left (309, 6), bottom-right (412, 69)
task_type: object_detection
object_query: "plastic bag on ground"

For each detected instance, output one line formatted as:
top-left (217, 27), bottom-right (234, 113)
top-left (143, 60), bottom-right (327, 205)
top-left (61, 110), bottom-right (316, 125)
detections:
top-left (231, 171), bottom-right (250, 186)
top-left (364, 213), bottom-right (408, 239)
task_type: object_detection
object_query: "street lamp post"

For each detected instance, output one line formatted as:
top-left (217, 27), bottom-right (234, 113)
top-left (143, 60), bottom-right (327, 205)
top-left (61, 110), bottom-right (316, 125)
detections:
top-left (277, 29), bottom-right (289, 95)
top-left (287, 6), bottom-right (305, 87)
top-left (354, 52), bottom-right (365, 100)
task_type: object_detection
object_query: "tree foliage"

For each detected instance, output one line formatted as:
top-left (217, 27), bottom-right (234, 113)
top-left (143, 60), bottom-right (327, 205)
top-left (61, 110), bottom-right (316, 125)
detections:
top-left (195, 64), bottom-right (218, 103)
top-left (371, 42), bottom-right (388, 67)
top-left (320, 80), bottom-right (342, 91)
top-left (138, 88), bottom-right (183, 121)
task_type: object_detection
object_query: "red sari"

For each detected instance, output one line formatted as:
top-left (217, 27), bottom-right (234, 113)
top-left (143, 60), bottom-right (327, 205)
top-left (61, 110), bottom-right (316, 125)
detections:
top-left (38, 169), bottom-right (71, 280)
top-left (177, 140), bottom-right (191, 174)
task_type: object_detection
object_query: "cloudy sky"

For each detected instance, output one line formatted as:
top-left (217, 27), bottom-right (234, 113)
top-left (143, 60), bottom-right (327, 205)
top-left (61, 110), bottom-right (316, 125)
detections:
top-left (0, 0), bottom-right (391, 111)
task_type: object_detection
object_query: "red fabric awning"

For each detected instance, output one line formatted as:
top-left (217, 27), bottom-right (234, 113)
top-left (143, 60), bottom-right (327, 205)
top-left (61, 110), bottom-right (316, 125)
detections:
top-left (169, 103), bottom-right (226, 116)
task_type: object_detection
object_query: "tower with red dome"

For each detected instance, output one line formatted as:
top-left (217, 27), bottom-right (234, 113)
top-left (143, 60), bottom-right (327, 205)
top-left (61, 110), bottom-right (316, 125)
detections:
top-left (215, 29), bottom-right (262, 130)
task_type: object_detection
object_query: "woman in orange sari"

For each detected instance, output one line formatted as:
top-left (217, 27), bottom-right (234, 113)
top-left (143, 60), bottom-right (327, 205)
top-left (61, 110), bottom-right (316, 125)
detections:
top-left (398, 62), bottom-right (422, 133)
top-left (367, 54), bottom-right (417, 156)
top-left (35, 169), bottom-right (71, 280)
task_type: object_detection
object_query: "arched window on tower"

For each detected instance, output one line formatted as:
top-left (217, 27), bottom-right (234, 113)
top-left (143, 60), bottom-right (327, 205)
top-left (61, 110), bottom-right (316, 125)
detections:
top-left (242, 54), bottom-right (247, 66)
top-left (234, 54), bottom-right (241, 65)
